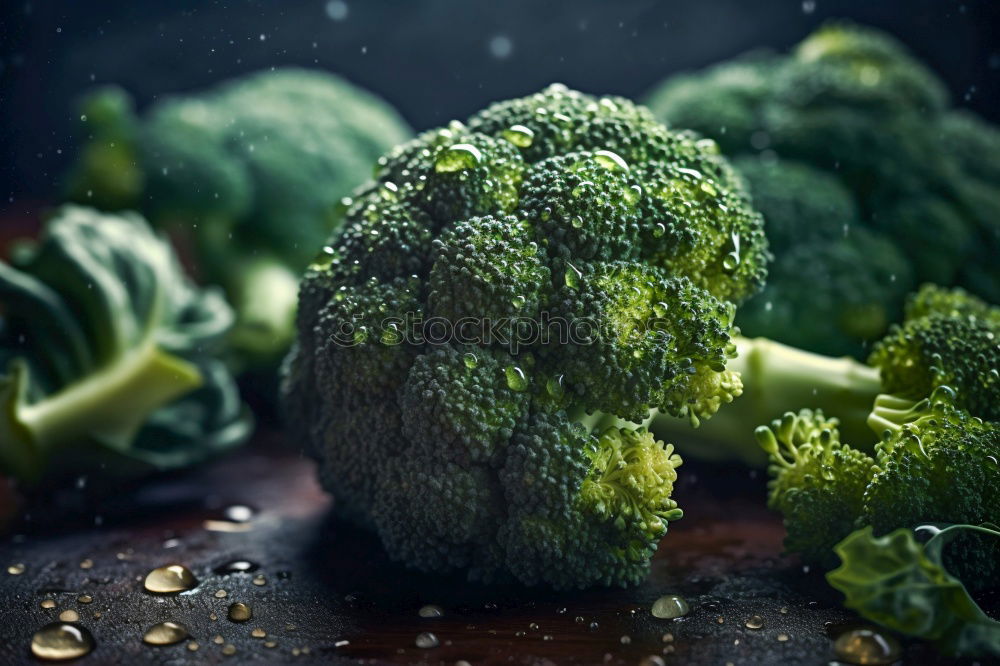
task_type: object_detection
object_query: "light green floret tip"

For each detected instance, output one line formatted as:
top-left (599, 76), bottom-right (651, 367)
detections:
top-left (580, 427), bottom-right (684, 540)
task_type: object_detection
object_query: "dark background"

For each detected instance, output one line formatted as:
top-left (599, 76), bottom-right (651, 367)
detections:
top-left (1, 0), bottom-right (999, 208)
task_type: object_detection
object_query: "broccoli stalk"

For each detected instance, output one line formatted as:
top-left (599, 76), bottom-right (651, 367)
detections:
top-left (650, 335), bottom-right (882, 464)
top-left (3, 346), bottom-right (201, 473)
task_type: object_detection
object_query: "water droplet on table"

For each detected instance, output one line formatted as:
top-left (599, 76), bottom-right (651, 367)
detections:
top-left (144, 565), bottom-right (197, 594)
top-left (31, 623), bottom-right (95, 661)
top-left (651, 594), bottom-right (690, 619)
top-left (833, 627), bottom-right (902, 665)
top-left (143, 621), bottom-right (188, 646)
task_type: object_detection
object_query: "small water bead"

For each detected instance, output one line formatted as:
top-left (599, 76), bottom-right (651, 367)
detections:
top-left (777, 633), bottom-right (790, 642)
top-left (251, 628), bottom-right (266, 638)
top-left (651, 594), bottom-right (690, 619)
top-left (222, 644), bottom-right (236, 656)
top-left (696, 138), bottom-right (720, 155)
top-left (264, 641), bottom-right (277, 648)
top-left (589, 621), bottom-right (599, 631)
top-left (640, 657), bottom-right (666, 666)
top-left (252, 574), bottom-right (267, 586)
top-left (651, 222), bottom-right (666, 239)
top-left (528, 622), bottom-right (539, 630)
top-left (228, 602), bottom-right (252, 622)
top-left (143, 621), bottom-right (189, 646)
top-left (379, 181), bottom-right (399, 202)
top-left (79, 559), bottom-right (94, 570)
top-left (415, 632), bottom-right (439, 648)
top-left (144, 565), bottom-right (197, 594)
top-left (624, 184), bottom-right (642, 206)
top-left (77, 595), bottom-right (93, 604)
top-left (31, 623), bottom-right (95, 661)
top-left (58, 610), bottom-right (79, 623)
top-left (833, 628), bottom-right (902, 665)
top-left (435, 144), bottom-right (482, 173)
top-left (661, 633), bottom-right (674, 642)
top-left (571, 215), bottom-right (584, 229)
top-left (501, 125), bottom-right (534, 148)
top-left (546, 375), bottom-right (565, 399)
top-left (620, 635), bottom-right (632, 645)
top-left (463, 353), bottom-right (478, 369)
top-left (511, 295), bottom-right (526, 309)
top-left (8, 563), bottom-right (25, 575)
top-left (574, 616), bottom-right (585, 624)
top-left (571, 181), bottom-right (594, 198)
top-left (505, 365), bottom-right (528, 392)
top-left (187, 641), bottom-right (199, 651)
top-left (418, 605), bottom-right (444, 618)
top-left (745, 615), bottom-right (764, 630)
top-left (593, 150), bottom-right (629, 173)
top-left (564, 262), bottom-right (583, 289)
top-left (214, 560), bottom-right (258, 575)
top-left (41, 600), bottom-right (57, 609)
top-left (214, 589), bottom-right (228, 598)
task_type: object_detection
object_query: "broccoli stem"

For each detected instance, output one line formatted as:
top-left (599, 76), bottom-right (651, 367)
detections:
top-left (17, 344), bottom-right (201, 472)
top-left (225, 255), bottom-right (300, 365)
top-left (649, 336), bottom-right (883, 465)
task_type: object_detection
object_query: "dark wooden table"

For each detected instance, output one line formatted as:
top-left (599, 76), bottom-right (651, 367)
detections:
top-left (0, 432), bottom-right (990, 665)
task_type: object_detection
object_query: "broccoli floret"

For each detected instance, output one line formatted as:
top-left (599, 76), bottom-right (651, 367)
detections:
top-left (687, 289), bottom-right (1000, 589)
top-left (284, 84), bottom-right (769, 589)
top-left (67, 69), bottom-right (412, 368)
top-left (645, 22), bottom-right (1000, 356)
top-left (0, 206), bottom-right (249, 483)
top-left (904, 283), bottom-right (1000, 325)
top-left (756, 409), bottom-right (873, 567)
top-left (755, 388), bottom-right (1000, 586)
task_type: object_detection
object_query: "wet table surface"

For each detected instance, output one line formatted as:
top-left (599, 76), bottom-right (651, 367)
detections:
top-left (0, 431), bottom-right (992, 665)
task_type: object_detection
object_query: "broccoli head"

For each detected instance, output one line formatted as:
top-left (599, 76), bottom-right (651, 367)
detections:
top-left (67, 69), bottom-right (412, 367)
top-left (283, 84), bottom-right (769, 588)
top-left (645, 22), bottom-right (1000, 356)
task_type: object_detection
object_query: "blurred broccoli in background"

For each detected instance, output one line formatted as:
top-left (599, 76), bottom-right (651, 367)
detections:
top-left (67, 68), bottom-right (411, 372)
top-left (646, 22), bottom-right (1000, 357)
top-left (0, 206), bottom-right (250, 485)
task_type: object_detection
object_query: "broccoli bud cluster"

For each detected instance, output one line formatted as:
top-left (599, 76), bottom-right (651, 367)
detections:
top-left (283, 84), bottom-right (769, 588)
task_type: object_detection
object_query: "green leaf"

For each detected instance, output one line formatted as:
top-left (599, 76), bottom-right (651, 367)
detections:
top-left (827, 525), bottom-right (1000, 657)
top-left (0, 205), bottom-right (249, 483)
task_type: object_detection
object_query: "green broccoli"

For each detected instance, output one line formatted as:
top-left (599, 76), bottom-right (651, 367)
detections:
top-left (645, 22), bottom-right (999, 355)
top-left (0, 206), bottom-right (250, 483)
top-left (734, 286), bottom-right (1000, 584)
top-left (67, 69), bottom-right (412, 368)
top-left (283, 84), bottom-right (770, 589)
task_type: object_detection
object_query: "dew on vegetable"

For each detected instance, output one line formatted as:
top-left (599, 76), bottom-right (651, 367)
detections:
top-left (58, 610), bottom-right (79, 623)
top-left (415, 632), bottom-right (439, 648)
top-left (745, 615), bottom-right (763, 629)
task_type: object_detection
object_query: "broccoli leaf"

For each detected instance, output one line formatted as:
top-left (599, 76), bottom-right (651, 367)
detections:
top-left (0, 205), bottom-right (250, 483)
top-left (827, 524), bottom-right (1000, 657)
